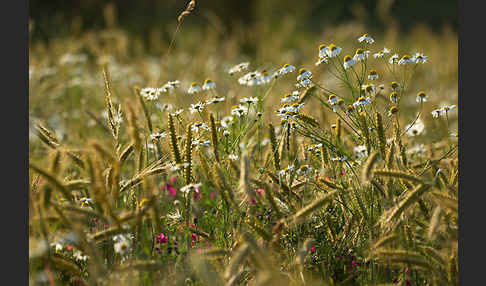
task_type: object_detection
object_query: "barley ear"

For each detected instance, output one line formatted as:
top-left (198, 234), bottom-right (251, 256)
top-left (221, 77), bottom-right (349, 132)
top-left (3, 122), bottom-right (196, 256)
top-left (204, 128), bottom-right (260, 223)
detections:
top-left (269, 123), bottom-right (280, 171)
top-left (209, 113), bottom-right (220, 162)
top-left (184, 123), bottom-right (194, 184)
top-left (375, 112), bottom-right (386, 157)
top-left (168, 113), bottom-right (182, 164)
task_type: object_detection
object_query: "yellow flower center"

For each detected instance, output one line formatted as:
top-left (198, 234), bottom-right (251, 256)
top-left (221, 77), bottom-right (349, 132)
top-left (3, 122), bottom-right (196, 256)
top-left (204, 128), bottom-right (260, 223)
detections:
top-left (191, 82), bottom-right (198, 87)
top-left (231, 105), bottom-right (239, 110)
top-left (344, 55), bottom-right (352, 62)
top-left (347, 105), bottom-right (354, 112)
top-left (337, 99), bottom-right (344, 105)
top-left (401, 55), bottom-right (410, 60)
top-left (417, 91), bottom-right (426, 97)
top-left (204, 78), bottom-right (212, 84)
top-left (389, 106), bottom-right (399, 114)
top-left (283, 64), bottom-right (290, 68)
top-left (355, 48), bottom-right (364, 55)
top-left (282, 103), bottom-right (290, 108)
top-left (390, 92), bottom-right (398, 99)
top-left (329, 94), bottom-right (336, 100)
top-left (358, 96), bottom-right (366, 102)
top-left (329, 44), bottom-right (337, 51)
top-left (298, 68), bottom-right (308, 75)
top-left (391, 81), bottom-right (399, 89)
top-left (319, 44), bottom-right (327, 51)
top-left (369, 70), bottom-right (377, 75)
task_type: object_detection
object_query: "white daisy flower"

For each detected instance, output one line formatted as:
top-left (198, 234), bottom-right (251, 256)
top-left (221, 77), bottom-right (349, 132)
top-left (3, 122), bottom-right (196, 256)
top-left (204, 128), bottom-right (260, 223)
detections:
top-left (228, 62), bottom-right (250, 75)
top-left (189, 102), bottom-right (206, 114)
top-left (231, 105), bottom-right (249, 117)
top-left (412, 53), bottom-right (427, 63)
top-left (328, 94), bottom-right (339, 105)
top-left (261, 138), bottom-right (271, 146)
top-left (73, 251), bottom-right (89, 262)
top-left (221, 116), bottom-right (234, 128)
top-left (150, 132), bottom-right (167, 140)
top-left (318, 44), bottom-right (330, 58)
top-left (180, 183), bottom-right (202, 193)
top-left (368, 70), bottom-right (379, 80)
top-left (278, 64), bottom-right (296, 76)
top-left (206, 97), bottom-right (225, 104)
top-left (405, 119), bottom-right (425, 137)
top-left (354, 145), bottom-right (367, 159)
top-left (296, 78), bottom-right (312, 88)
top-left (388, 54), bottom-right (400, 64)
top-left (353, 96), bottom-right (372, 107)
top-left (296, 165), bottom-right (312, 175)
top-left (331, 155), bottom-right (347, 162)
top-left (240, 97), bottom-right (258, 104)
top-left (228, 154), bottom-right (239, 160)
top-left (162, 80), bottom-right (181, 92)
top-left (202, 78), bottom-right (216, 90)
top-left (398, 55), bottom-right (415, 65)
top-left (353, 48), bottom-right (370, 61)
top-left (281, 92), bottom-right (299, 103)
top-left (192, 139), bottom-right (211, 147)
top-left (51, 242), bottom-right (64, 252)
top-left (238, 71), bottom-right (265, 86)
top-left (416, 91), bottom-right (427, 103)
top-left (296, 68), bottom-right (312, 82)
top-left (361, 84), bottom-right (376, 95)
top-left (113, 234), bottom-right (131, 256)
top-left (171, 109), bottom-right (184, 116)
top-left (315, 56), bottom-right (329, 66)
top-left (140, 87), bottom-right (160, 101)
top-left (450, 132), bottom-right (458, 138)
top-left (431, 105), bottom-right (456, 118)
top-left (358, 33), bottom-right (374, 44)
top-left (390, 81), bottom-right (400, 91)
top-left (191, 121), bottom-right (209, 133)
top-left (279, 165), bottom-right (295, 176)
top-left (325, 44), bottom-right (342, 58)
top-left (389, 92), bottom-right (398, 103)
top-left (343, 55), bottom-right (356, 69)
top-left (188, 82), bottom-right (202, 94)
top-left (373, 48), bottom-right (390, 58)
top-left (307, 143), bottom-right (323, 151)
top-left (223, 130), bottom-right (230, 136)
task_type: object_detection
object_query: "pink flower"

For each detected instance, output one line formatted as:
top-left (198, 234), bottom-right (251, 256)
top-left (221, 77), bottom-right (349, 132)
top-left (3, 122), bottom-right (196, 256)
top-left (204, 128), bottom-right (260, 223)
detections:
top-left (255, 189), bottom-right (264, 196)
top-left (66, 245), bottom-right (73, 251)
top-left (155, 233), bottom-right (168, 244)
top-left (210, 192), bottom-right (216, 199)
top-left (311, 247), bottom-right (316, 252)
top-left (169, 176), bottom-right (178, 183)
top-left (193, 188), bottom-right (202, 200)
top-left (164, 183), bottom-right (177, 196)
top-left (249, 198), bottom-right (256, 205)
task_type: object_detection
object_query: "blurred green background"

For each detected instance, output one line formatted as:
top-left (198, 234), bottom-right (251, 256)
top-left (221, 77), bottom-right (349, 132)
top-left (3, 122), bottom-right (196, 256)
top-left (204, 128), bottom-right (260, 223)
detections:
top-left (30, 0), bottom-right (457, 44)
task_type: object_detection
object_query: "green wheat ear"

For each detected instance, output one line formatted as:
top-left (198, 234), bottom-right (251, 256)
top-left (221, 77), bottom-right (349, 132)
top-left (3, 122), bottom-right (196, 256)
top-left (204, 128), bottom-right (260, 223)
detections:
top-left (209, 113), bottom-right (219, 162)
top-left (320, 145), bottom-right (330, 170)
top-left (269, 123), bottom-right (280, 171)
top-left (184, 123), bottom-right (193, 185)
top-left (335, 117), bottom-right (342, 142)
top-left (375, 112), bottom-right (386, 157)
top-left (168, 113), bottom-right (182, 164)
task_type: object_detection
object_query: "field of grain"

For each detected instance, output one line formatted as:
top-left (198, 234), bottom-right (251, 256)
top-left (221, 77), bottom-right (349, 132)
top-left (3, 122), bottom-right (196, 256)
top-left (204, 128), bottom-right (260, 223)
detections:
top-left (29, 2), bottom-right (458, 285)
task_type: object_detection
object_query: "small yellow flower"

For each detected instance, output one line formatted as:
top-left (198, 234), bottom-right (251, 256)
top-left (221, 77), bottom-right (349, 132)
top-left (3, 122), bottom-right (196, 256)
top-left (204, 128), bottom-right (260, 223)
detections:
top-left (390, 81), bottom-right (399, 91)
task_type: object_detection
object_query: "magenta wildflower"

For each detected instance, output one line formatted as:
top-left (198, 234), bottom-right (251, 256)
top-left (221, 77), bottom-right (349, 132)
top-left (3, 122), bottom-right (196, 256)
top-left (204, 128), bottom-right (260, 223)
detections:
top-left (311, 247), bottom-right (316, 252)
top-left (155, 233), bottom-right (169, 244)
top-left (255, 189), bottom-right (264, 196)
